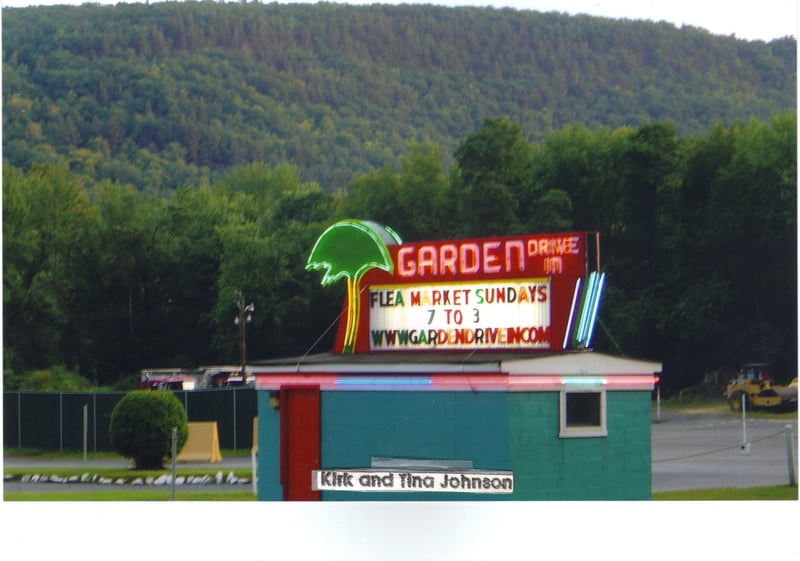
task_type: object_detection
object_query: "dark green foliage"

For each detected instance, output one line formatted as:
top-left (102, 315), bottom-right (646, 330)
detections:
top-left (453, 117), bottom-right (540, 236)
top-left (2, 114), bottom-right (797, 394)
top-left (109, 390), bottom-right (189, 470)
top-left (3, 364), bottom-right (97, 391)
top-left (1, 3), bottom-right (795, 193)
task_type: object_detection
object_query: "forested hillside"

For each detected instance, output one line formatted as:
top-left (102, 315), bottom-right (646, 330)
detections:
top-left (2, 3), bottom-right (797, 394)
top-left (2, 2), bottom-right (796, 192)
top-left (3, 115), bottom-right (797, 392)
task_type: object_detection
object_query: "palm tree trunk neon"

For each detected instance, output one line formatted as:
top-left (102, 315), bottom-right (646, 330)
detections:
top-left (344, 275), bottom-right (361, 353)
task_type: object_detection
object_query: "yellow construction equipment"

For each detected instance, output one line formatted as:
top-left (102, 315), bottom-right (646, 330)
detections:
top-left (724, 363), bottom-right (798, 411)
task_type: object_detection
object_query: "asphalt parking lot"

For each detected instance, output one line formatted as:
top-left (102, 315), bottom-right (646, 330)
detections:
top-left (651, 407), bottom-right (798, 492)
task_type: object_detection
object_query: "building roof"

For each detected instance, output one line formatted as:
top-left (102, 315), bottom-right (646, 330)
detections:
top-left (251, 350), bottom-right (660, 372)
top-left (250, 350), bottom-right (661, 392)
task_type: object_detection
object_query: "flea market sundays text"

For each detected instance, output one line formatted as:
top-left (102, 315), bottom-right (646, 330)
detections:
top-left (368, 281), bottom-right (552, 349)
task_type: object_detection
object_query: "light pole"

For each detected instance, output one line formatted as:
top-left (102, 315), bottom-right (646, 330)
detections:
top-left (233, 290), bottom-right (254, 383)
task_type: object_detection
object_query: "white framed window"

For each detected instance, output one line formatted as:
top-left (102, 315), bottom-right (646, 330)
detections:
top-left (559, 389), bottom-right (607, 438)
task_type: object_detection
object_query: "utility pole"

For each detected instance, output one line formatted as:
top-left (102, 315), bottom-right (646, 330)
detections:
top-left (233, 290), bottom-right (255, 381)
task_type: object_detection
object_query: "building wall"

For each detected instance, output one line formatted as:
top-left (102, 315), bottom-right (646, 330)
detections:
top-left (256, 388), bottom-right (652, 501)
top-left (320, 391), bottom-right (510, 501)
top-left (256, 390), bottom-right (282, 500)
top-left (508, 391), bottom-right (651, 500)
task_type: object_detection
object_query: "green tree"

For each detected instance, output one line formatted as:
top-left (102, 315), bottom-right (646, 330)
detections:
top-left (79, 181), bottom-right (169, 382)
top-left (600, 123), bottom-right (684, 364)
top-left (702, 115), bottom-right (797, 377)
top-left (394, 143), bottom-right (452, 241)
top-left (452, 117), bottom-right (533, 236)
top-left (159, 184), bottom-right (240, 367)
top-left (2, 163), bottom-right (95, 373)
top-left (529, 124), bottom-right (629, 233)
top-left (109, 390), bottom-right (189, 469)
top-left (341, 165), bottom-right (401, 228)
top-left (4, 364), bottom-right (97, 391)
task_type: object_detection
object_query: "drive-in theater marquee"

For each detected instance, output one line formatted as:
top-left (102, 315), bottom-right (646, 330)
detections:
top-left (307, 220), bottom-right (605, 355)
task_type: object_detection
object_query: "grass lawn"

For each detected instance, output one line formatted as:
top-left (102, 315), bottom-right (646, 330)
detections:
top-left (4, 446), bottom-right (251, 458)
top-left (3, 447), bottom-right (253, 480)
top-left (652, 484), bottom-right (797, 500)
top-left (4, 489), bottom-right (257, 501)
top-left (3, 465), bottom-right (253, 481)
top-left (4, 447), bottom-right (256, 500)
top-left (5, 484), bottom-right (796, 501)
top-left (654, 397), bottom-right (798, 416)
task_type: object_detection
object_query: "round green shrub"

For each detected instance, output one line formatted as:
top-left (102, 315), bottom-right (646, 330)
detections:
top-left (109, 390), bottom-right (189, 469)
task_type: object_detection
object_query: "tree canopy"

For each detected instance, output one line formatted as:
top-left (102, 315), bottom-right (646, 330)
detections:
top-left (3, 114), bottom-right (796, 393)
top-left (2, 3), bottom-right (795, 193)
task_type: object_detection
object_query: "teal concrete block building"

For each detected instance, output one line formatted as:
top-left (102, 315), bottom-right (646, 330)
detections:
top-left (253, 223), bottom-right (661, 500)
top-left (254, 351), bottom-right (660, 500)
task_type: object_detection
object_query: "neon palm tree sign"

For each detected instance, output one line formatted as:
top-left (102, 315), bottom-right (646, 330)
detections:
top-left (308, 222), bottom-right (604, 354)
top-left (306, 220), bottom-right (402, 353)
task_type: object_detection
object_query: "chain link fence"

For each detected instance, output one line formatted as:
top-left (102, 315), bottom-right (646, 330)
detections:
top-left (3, 388), bottom-right (257, 452)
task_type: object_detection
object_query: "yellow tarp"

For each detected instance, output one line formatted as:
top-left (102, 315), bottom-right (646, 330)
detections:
top-left (177, 421), bottom-right (223, 463)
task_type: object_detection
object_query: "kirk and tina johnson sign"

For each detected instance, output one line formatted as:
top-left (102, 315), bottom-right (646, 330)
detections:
top-left (312, 469), bottom-right (514, 494)
top-left (307, 221), bottom-right (605, 354)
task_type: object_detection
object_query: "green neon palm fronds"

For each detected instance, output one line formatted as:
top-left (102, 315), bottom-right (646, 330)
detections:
top-left (306, 220), bottom-right (400, 285)
top-left (306, 220), bottom-right (402, 352)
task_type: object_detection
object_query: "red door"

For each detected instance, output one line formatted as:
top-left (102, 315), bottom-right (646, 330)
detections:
top-left (280, 385), bottom-right (321, 500)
